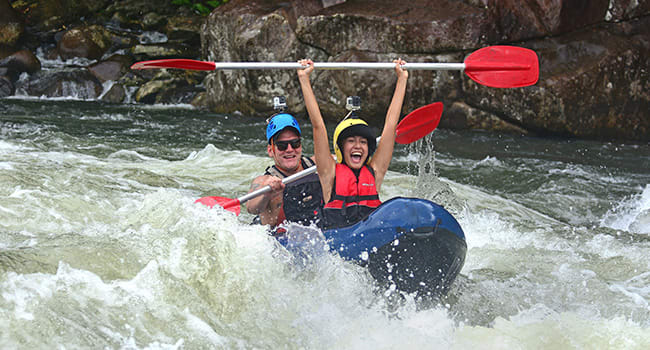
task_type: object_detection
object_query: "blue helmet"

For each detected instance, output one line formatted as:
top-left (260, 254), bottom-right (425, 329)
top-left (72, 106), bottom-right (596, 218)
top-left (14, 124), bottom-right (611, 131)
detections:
top-left (266, 113), bottom-right (301, 143)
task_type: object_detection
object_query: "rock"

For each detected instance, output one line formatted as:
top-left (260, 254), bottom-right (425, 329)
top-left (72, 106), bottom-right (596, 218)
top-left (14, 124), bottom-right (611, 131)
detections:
top-left (134, 70), bottom-right (204, 105)
top-left (464, 17), bottom-right (650, 141)
top-left (200, 0), bottom-right (650, 141)
top-left (131, 42), bottom-right (198, 61)
top-left (606, 0), bottom-right (650, 21)
top-left (0, 0), bottom-right (24, 49)
top-left (134, 80), bottom-right (165, 104)
top-left (100, 83), bottom-right (126, 103)
top-left (445, 101), bottom-right (528, 134)
top-left (190, 91), bottom-right (209, 109)
top-left (142, 12), bottom-right (167, 30)
top-left (0, 49), bottom-right (41, 75)
top-left (12, 0), bottom-right (112, 36)
top-left (298, 0), bottom-right (488, 53)
top-left (57, 25), bottom-right (112, 60)
top-left (165, 16), bottom-right (203, 46)
top-left (88, 54), bottom-right (132, 82)
top-left (202, 2), bottom-right (329, 115)
top-left (0, 74), bottom-right (14, 97)
top-left (485, 0), bottom-right (610, 42)
top-left (22, 69), bottom-right (103, 99)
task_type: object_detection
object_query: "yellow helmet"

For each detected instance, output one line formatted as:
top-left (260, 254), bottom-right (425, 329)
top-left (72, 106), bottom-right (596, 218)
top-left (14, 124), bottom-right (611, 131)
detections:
top-left (333, 118), bottom-right (376, 164)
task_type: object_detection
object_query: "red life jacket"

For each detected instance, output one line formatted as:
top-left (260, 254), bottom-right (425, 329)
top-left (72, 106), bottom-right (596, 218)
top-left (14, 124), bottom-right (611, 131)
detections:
top-left (322, 164), bottom-right (381, 229)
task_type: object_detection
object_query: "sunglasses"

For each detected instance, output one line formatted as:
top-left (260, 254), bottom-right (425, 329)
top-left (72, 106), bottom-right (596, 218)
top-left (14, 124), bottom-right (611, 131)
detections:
top-left (274, 138), bottom-right (301, 151)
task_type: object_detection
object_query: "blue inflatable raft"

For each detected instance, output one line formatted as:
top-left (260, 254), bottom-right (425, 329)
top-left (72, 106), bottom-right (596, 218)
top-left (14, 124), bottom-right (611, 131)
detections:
top-left (277, 197), bottom-right (467, 297)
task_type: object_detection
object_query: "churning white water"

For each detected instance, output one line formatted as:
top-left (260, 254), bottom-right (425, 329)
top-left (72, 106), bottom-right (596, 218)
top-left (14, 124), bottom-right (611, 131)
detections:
top-left (1, 99), bottom-right (649, 349)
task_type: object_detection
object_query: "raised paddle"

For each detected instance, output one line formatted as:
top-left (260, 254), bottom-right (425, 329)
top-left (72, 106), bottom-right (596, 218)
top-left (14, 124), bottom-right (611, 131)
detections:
top-left (131, 46), bottom-right (538, 88)
top-left (195, 102), bottom-right (444, 214)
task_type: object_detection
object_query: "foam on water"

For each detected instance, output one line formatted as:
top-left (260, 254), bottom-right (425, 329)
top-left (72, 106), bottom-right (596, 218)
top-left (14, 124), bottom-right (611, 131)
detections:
top-left (3, 100), bottom-right (650, 348)
top-left (1, 186), bottom-right (463, 348)
top-left (601, 184), bottom-right (650, 234)
top-left (455, 306), bottom-right (650, 349)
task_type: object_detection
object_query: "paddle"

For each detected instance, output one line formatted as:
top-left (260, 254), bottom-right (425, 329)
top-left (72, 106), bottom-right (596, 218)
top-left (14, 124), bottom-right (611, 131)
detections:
top-left (131, 46), bottom-right (538, 88)
top-left (196, 102), bottom-right (443, 214)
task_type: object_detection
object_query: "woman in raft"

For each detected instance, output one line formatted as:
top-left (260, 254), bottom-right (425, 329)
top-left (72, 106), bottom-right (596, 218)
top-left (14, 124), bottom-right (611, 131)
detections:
top-left (297, 58), bottom-right (409, 229)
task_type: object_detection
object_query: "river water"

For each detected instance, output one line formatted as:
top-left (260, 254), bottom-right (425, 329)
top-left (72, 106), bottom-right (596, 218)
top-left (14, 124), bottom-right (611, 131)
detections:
top-left (1, 98), bottom-right (649, 349)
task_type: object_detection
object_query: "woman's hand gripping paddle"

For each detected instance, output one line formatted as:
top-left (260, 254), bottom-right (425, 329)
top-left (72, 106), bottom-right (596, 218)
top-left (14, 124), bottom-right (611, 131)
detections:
top-left (196, 102), bottom-right (444, 214)
top-left (131, 46), bottom-right (538, 88)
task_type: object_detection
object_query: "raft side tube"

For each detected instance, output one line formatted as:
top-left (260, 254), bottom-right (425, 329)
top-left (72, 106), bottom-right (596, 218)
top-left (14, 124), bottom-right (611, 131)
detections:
top-left (323, 197), bottom-right (467, 296)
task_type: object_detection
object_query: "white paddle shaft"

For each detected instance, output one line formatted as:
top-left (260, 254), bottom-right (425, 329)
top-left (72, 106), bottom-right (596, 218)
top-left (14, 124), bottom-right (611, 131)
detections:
top-left (237, 165), bottom-right (318, 204)
top-left (213, 62), bottom-right (465, 71)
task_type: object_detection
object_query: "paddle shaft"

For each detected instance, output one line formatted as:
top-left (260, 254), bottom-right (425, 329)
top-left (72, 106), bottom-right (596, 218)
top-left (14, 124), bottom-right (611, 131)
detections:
top-left (237, 165), bottom-right (317, 204)
top-left (212, 62), bottom-right (466, 70)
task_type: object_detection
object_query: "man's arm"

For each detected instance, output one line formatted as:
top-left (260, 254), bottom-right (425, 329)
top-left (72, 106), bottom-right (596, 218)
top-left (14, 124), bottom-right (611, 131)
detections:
top-left (245, 175), bottom-right (284, 215)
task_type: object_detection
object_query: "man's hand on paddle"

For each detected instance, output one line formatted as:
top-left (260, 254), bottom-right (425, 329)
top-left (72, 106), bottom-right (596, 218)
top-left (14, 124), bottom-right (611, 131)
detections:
top-left (259, 175), bottom-right (285, 193)
top-left (245, 175), bottom-right (284, 215)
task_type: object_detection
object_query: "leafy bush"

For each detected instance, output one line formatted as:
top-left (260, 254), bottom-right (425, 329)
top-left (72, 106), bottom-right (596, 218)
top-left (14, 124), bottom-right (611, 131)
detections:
top-left (171, 0), bottom-right (229, 15)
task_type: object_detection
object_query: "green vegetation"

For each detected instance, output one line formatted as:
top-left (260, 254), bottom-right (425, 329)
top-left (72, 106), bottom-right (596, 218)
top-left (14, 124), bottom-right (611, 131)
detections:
top-left (171, 0), bottom-right (229, 15)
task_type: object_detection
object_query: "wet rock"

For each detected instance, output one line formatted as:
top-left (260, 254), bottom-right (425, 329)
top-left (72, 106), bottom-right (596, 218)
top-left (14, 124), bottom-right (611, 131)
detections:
top-left (134, 69), bottom-right (206, 104)
top-left (135, 80), bottom-right (165, 103)
top-left (57, 25), bottom-right (112, 60)
top-left (88, 54), bottom-right (132, 82)
top-left (202, 0), bottom-right (650, 141)
top-left (100, 83), bottom-right (126, 103)
top-left (0, 0), bottom-right (24, 49)
top-left (465, 17), bottom-right (650, 141)
top-left (0, 74), bottom-right (14, 97)
top-left (12, 0), bottom-right (112, 37)
top-left (22, 69), bottom-right (103, 99)
top-left (445, 101), bottom-right (528, 134)
top-left (297, 1), bottom-right (488, 53)
top-left (202, 3), bottom-right (328, 115)
top-left (606, 0), bottom-right (650, 21)
top-left (484, 0), bottom-right (610, 42)
top-left (0, 49), bottom-right (41, 75)
top-left (105, 0), bottom-right (198, 28)
top-left (165, 16), bottom-right (203, 46)
top-left (131, 43), bottom-right (198, 61)
top-left (190, 91), bottom-right (209, 109)
top-left (142, 12), bottom-right (167, 30)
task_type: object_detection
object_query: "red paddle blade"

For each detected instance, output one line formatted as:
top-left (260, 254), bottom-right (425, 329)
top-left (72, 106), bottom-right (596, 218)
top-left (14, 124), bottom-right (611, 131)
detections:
top-left (395, 102), bottom-right (443, 144)
top-left (131, 59), bottom-right (216, 71)
top-left (464, 46), bottom-right (539, 88)
top-left (195, 196), bottom-right (241, 215)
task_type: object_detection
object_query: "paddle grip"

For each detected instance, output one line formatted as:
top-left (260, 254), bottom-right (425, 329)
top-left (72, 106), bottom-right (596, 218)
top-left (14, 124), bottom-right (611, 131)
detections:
top-left (236, 165), bottom-right (318, 204)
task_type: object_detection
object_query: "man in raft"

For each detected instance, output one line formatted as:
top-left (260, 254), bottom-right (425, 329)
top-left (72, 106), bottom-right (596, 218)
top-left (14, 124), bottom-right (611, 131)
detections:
top-left (245, 111), bottom-right (323, 228)
top-left (297, 58), bottom-right (409, 229)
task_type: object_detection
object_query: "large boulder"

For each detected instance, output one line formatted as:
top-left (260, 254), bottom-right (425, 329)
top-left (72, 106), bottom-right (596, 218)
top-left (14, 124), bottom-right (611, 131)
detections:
top-left (463, 17), bottom-right (649, 140)
top-left (201, 0), bottom-right (650, 141)
top-left (0, 49), bottom-right (41, 75)
top-left (0, 0), bottom-right (24, 52)
top-left (11, 0), bottom-right (112, 42)
top-left (88, 54), bottom-right (132, 82)
top-left (57, 25), bottom-right (113, 60)
top-left (21, 69), bottom-right (103, 99)
top-left (202, 1), bottom-right (328, 115)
